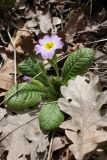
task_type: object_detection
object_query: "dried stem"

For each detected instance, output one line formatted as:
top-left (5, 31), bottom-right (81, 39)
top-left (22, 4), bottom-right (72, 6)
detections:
top-left (7, 30), bottom-right (17, 84)
top-left (47, 132), bottom-right (55, 160)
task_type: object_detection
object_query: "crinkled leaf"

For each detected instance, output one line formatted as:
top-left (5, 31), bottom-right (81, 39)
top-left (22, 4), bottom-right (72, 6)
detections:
top-left (4, 82), bottom-right (42, 112)
top-left (39, 103), bottom-right (64, 131)
top-left (18, 57), bottom-right (49, 86)
top-left (18, 57), bottom-right (41, 77)
top-left (58, 73), bottom-right (107, 160)
top-left (62, 48), bottom-right (94, 83)
top-left (48, 77), bottom-right (62, 100)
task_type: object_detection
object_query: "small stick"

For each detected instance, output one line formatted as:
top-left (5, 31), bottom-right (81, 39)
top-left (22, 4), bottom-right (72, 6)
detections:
top-left (7, 30), bottom-right (17, 84)
top-left (11, 22), bottom-right (37, 33)
top-left (85, 38), bottom-right (107, 44)
top-left (43, 148), bottom-right (48, 160)
top-left (47, 132), bottom-right (54, 160)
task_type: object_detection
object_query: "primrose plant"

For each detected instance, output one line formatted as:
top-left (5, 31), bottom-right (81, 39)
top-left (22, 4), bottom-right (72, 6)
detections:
top-left (4, 34), bottom-right (94, 132)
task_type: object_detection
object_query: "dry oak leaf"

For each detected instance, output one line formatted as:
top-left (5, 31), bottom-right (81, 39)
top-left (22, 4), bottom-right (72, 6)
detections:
top-left (58, 73), bottom-right (107, 160)
top-left (52, 136), bottom-right (68, 152)
top-left (0, 112), bottom-right (49, 160)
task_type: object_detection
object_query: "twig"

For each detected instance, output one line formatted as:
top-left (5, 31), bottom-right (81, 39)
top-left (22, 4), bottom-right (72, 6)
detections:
top-left (85, 38), bottom-right (107, 44)
top-left (7, 30), bottom-right (17, 84)
top-left (86, 0), bottom-right (93, 15)
top-left (47, 132), bottom-right (54, 160)
top-left (43, 148), bottom-right (48, 160)
top-left (11, 22), bottom-right (37, 33)
top-left (89, 0), bottom-right (93, 15)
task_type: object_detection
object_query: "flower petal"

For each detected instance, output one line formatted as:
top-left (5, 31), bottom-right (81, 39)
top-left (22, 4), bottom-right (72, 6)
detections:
top-left (51, 34), bottom-right (61, 42)
top-left (34, 34), bottom-right (64, 60)
top-left (34, 44), bottom-right (43, 54)
top-left (39, 35), bottom-right (51, 45)
top-left (50, 35), bottom-right (64, 49)
top-left (41, 49), bottom-right (55, 59)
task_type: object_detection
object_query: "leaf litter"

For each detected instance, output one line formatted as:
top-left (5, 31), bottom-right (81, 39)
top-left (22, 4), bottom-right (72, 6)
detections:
top-left (0, 0), bottom-right (107, 160)
top-left (58, 73), bottom-right (107, 160)
top-left (0, 111), bottom-right (49, 160)
top-left (0, 52), bottom-right (14, 90)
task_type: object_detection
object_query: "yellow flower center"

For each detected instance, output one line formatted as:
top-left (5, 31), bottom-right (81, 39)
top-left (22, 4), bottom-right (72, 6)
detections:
top-left (44, 42), bottom-right (55, 51)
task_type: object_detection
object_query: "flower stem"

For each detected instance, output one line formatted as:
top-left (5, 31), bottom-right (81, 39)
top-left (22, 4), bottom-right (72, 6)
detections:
top-left (39, 61), bottom-right (52, 87)
top-left (48, 54), bottom-right (60, 79)
top-left (54, 54), bottom-right (60, 79)
top-left (31, 79), bottom-right (46, 91)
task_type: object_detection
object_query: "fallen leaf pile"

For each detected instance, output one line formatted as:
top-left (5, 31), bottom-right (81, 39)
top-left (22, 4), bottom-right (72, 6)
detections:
top-left (0, 111), bottom-right (49, 160)
top-left (58, 73), bottom-right (107, 160)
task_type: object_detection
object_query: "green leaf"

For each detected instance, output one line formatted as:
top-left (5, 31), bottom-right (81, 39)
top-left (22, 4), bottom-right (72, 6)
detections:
top-left (39, 103), bottom-right (64, 131)
top-left (4, 83), bottom-right (42, 113)
top-left (18, 57), bottom-right (41, 77)
top-left (62, 48), bottom-right (94, 83)
top-left (48, 77), bottom-right (62, 100)
top-left (18, 57), bottom-right (50, 86)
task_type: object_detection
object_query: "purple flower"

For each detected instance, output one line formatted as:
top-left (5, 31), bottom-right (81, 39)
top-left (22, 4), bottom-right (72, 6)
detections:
top-left (23, 76), bottom-right (31, 82)
top-left (34, 35), bottom-right (64, 59)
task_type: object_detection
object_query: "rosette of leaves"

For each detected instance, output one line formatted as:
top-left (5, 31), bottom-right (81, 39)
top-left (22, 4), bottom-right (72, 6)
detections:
top-left (4, 48), bottom-right (94, 131)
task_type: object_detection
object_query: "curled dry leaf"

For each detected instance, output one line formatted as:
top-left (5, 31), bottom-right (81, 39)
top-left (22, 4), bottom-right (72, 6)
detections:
top-left (0, 53), bottom-right (14, 90)
top-left (58, 73), bottom-right (107, 160)
top-left (63, 9), bottom-right (86, 44)
top-left (52, 136), bottom-right (68, 152)
top-left (24, 119), bottom-right (49, 160)
top-left (37, 10), bottom-right (53, 33)
top-left (37, 10), bottom-right (61, 33)
top-left (8, 22), bottom-right (34, 54)
top-left (0, 112), bottom-right (49, 160)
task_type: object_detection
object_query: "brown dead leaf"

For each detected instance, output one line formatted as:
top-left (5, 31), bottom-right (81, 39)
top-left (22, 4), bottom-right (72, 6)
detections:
top-left (24, 120), bottom-right (48, 160)
top-left (37, 10), bottom-right (53, 33)
top-left (0, 53), bottom-right (14, 90)
top-left (9, 22), bottom-right (34, 54)
top-left (58, 73), bottom-right (107, 160)
top-left (0, 89), bottom-right (6, 97)
top-left (0, 112), bottom-right (49, 160)
top-left (0, 108), bottom-right (7, 121)
top-left (4, 128), bottom-right (30, 160)
top-left (63, 9), bottom-right (86, 44)
top-left (52, 136), bottom-right (68, 152)
top-left (59, 147), bottom-right (73, 160)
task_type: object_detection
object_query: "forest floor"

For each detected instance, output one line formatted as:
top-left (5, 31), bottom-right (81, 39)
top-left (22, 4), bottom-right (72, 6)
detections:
top-left (0, 0), bottom-right (107, 160)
